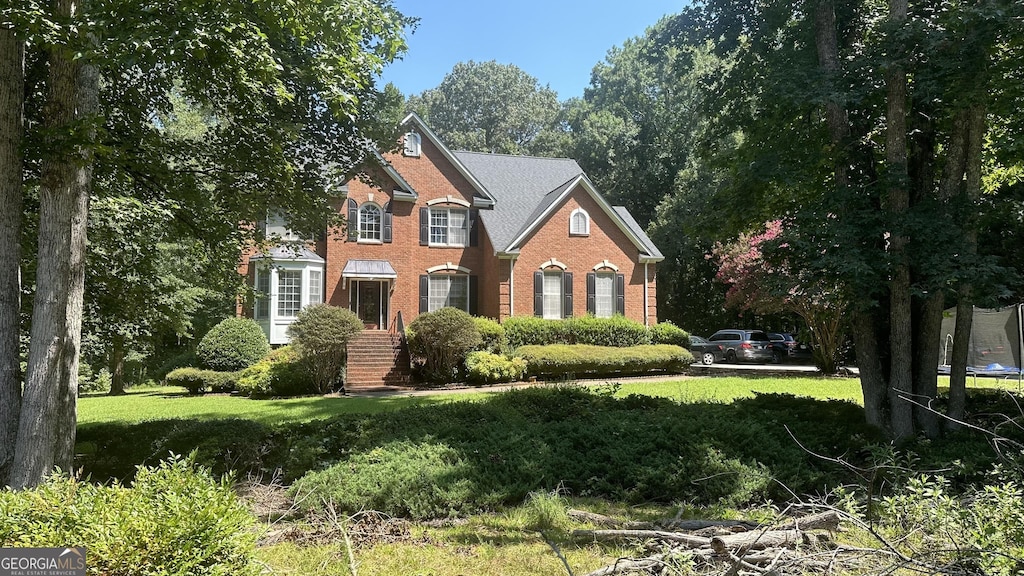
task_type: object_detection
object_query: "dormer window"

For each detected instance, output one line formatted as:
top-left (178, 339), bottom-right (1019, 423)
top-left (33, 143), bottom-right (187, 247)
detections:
top-left (404, 131), bottom-right (421, 157)
top-left (570, 208), bottom-right (590, 236)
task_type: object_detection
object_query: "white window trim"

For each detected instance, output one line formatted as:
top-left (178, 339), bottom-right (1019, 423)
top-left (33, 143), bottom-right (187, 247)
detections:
top-left (427, 273), bottom-right (470, 312)
top-left (404, 131), bottom-right (421, 157)
top-left (539, 258), bottom-right (567, 270)
top-left (251, 262), bottom-right (326, 345)
top-left (593, 259), bottom-right (619, 272)
top-left (358, 202), bottom-right (383, 243)
top-left (542, 271), bottom-right (563, 320)
top-left (594, 272), bottom-right (615, 319)
top-left (426, 262), bottom-right (472, 274)
top-left (570, 207), bottom-right (590, 236)
top-left (428, 207), bottom-right (469, 247)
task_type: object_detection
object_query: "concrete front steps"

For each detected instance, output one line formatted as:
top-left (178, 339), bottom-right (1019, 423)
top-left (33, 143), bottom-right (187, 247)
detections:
top-left (346, 331), bottom-right (412, 389)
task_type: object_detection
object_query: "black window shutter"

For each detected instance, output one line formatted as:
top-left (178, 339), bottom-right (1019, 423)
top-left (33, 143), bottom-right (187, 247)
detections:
top-left (347, 199), bottom-right (358, 241)
top-left (586, 272), bottom-right (596, 315)
top-left (383, 201), bottom-right (393, 243)
top-left (469, 209), bottom-right (479, 247)
top-left (419, 275), bottom-right (429, 313)
top-left (468, 275), bottom-right (478, 316)
top-left (563, 272), bottom-right (574, 318)
top-left (615, 273), bottom-right (625, 316)
top-left (419, 207), bottom-right (429, 246)
top-left (533, 271), bottom-right (544, 317)
top-left (349, 281), bottom-right (357, 311)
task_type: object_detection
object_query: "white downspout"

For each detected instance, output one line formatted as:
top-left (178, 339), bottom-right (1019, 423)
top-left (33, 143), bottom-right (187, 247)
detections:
top-left (643, 263), bottom-right (649, 326)
top-left (509, 258), bottom-right (515, 317)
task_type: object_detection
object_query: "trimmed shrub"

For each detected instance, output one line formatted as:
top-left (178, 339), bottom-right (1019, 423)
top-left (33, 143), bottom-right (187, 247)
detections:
top-left (236, 346), bottom-right (316, 397)
top-left (473, 316), bottom-right (507, 353)
top-left (287, 304), bottom-right (363, 393)
top-left (567, 315), bottom-right (651, 347)
top-left (0, 455), bottom-right (260, 575)
top-left (503, 315), bottom-right (651, 349)
top-left (649, 321), bottom-right (690, 347)
top-left (196, 317), bottom-right (270, 372)
top-left (407, 307), bottom-right (482, 383)
top-left (466, 351), bottom-right (527, 384)
top-left (503, 316), bottom-right (563, 349)
top-left (516, 344), bottom-right (693, 377)
top-left (166, 367), bottom-right (240, 394)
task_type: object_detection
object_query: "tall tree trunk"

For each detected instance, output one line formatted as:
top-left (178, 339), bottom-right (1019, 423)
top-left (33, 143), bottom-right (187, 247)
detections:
top-left (10, 0), bottom-right (95, 488)
top-left (0, 27), bottom-right (25, 487)
top-left (885, 0), bottom-right (914, 441)
top-left (948, 105), bottom-right (986, 430)
top-left (108, 333), bottom-right (126, 396)
top-left (912, 294), bottom-right (943, 437)
top-left (853, 307), bottom-right (888, 430)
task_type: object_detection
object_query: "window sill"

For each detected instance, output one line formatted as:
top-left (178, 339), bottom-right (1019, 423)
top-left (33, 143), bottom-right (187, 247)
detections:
top-left (357, 239), bottom-right (383, 245)
top-left (427, 244), bottom-right (469, 249)
top-left (569, 233), bottom-right (590, 237)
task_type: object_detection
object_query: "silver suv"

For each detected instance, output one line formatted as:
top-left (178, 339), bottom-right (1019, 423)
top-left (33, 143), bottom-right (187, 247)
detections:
top-left (708, 329), bottom-right (774, 363)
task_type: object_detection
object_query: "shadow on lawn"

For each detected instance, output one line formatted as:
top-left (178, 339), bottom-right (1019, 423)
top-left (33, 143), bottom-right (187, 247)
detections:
top-left (76, 386), bottom-right (1008, 513)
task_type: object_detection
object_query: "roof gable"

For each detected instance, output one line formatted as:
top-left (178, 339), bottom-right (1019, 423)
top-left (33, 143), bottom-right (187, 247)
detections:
top-left (400, 113), bottom-right (496, 207)
top-left (453, 151), bottom-right (663, 262)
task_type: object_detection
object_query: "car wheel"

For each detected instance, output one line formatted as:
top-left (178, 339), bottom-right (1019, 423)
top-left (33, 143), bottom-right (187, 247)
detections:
top-left (702, 352), bottom-right (715, 365)
top-left (772, 350), bottom-right (782, 364)
top-left (725, 350), bottom-right (737, 363)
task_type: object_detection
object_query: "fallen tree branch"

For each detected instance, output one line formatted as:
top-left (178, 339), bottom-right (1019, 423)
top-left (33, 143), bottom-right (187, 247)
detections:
top-left (710, 530), bottom-right (805, 554)
top-left (571, 529), bottom-right (711, 548)
top-left (580, 553), bottom-right (666, 576)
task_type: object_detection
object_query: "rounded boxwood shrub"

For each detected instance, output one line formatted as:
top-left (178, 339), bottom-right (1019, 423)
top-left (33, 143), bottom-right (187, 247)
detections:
top-left (287, 304), bottom-right (363, 393)
top-left (649, 321), bottom-right (690, 347)
top-left (516, 344), bottom-right (693, 377)
top-left (473, 317), bottom-right (507, 353)
top-left (407, 307), bottom-right (482, 383)
top-left (465, 351), bottom-right (527, 384)
top-left (196, 317), bottom-right (270, 372)
top-left (236, 346), bottom-right (316, 397)
top-left (166, 367), bottom-right (240, 394)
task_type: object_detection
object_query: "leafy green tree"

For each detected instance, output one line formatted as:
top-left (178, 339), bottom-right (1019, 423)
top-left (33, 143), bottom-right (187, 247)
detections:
top-left (407, 61), bottom-right (564, 156)
top-left (687, 0), bottom-right (1024, 438)
top-left (0, 0), bottom-right (411, 488)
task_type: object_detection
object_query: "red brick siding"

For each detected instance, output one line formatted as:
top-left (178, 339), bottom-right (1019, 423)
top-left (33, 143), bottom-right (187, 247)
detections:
top-left (506, 184), bottom-right (658, 325)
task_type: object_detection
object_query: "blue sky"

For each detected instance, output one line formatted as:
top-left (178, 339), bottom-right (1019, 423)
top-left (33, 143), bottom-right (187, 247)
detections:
top-left (379, 1), bottom-right (687, 102)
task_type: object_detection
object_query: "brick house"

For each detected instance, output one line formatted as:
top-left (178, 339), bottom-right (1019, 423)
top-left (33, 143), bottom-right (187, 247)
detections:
top-left (240, 113), bottom-right (663, 387)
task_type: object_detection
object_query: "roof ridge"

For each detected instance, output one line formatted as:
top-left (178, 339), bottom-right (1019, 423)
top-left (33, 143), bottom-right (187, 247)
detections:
top-left (453, 150), bottom-right (576, 161)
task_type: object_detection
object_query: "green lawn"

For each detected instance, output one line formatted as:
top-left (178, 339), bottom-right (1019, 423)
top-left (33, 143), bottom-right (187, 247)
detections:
top-left (77, 385), bottom-right (455, 427)
top-left (79, 374), bottom-right (1023, 427)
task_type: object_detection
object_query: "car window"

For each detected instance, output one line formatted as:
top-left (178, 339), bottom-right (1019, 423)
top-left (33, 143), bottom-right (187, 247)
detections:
top-left (769, 334), bottom-right (783, 342)
top-left (747, 332), bottom-right (770, 342)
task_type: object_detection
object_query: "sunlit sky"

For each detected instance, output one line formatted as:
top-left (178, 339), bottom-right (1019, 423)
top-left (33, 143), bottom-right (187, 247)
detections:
top-left (379, 1), bottom-right (687, 101)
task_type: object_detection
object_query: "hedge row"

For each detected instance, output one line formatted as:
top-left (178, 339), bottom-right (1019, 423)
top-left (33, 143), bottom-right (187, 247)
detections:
top-left (503, 316), bottom-right (689, 349)
top-left (516, 344), bottom-right (694, 377)
top-left (166, 367), bottom-right (241, 395)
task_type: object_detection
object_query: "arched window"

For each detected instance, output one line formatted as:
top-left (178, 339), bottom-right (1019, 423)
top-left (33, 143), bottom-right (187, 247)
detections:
top-left (404, 131), bottom-right (421, 157)
top-left (570, 208), bottom-right (590, 236)
top-left (359, 203), bottom-right (382, 242)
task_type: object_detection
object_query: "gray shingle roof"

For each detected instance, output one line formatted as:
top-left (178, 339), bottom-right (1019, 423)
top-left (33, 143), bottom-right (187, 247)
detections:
top-left (613, 207), bottom-right (664, 260)
top-left (453, 151), bottom-right (585, 252)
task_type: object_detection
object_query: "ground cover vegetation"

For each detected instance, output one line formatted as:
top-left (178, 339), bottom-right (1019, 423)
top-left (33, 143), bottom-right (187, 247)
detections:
top-left (67, 380), bottom-right (1024, 574)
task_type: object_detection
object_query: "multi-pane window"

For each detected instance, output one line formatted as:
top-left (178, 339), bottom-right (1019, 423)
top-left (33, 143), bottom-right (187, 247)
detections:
top-left (570, 208), bottom-right (589, 236)
top-left (542, 272), bottom-right (563, 320)
top-left (594, 273), bottom-right (615, 318)
top-left (308, 270), bottom-right (323, 305)
top-left (277, 270), bottom-right (302, 317)
top-left (255, 269), bottom-right (270, 319)
top-left (404, 131), bottom-right (421, 156)
top-left (428, 274), bottom-right (468, 312)
top-left (264, 212), bottom-right (302, 241)
top-left (359, 204), bottom-right (382, 241)
top-left (429, 208), bottom-right (468, 247)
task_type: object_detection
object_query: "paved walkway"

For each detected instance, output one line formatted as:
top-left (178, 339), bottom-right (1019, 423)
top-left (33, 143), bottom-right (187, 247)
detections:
top-left (343, 362), bottom-right (824, 398)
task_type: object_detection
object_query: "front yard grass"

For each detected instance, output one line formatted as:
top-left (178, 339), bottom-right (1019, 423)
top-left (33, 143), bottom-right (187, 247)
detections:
top-left (75, 375), bottom-right (1023, 576)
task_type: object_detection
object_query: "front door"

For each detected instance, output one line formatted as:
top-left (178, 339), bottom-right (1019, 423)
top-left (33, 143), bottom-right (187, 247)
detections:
top-left (353, 281), bottom-right (387, 329)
